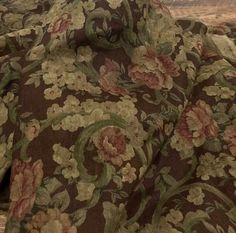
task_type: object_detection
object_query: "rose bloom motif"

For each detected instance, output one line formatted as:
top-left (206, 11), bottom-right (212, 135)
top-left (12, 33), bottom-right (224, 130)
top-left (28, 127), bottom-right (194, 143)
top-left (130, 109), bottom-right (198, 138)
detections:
top-left (172, 100), bottom-right (218, 150)
top-left (99, 58), bottom-right (129, 96)
top-left (128, 46), bottom-right (179, 90)
top-left (94, 127), bottom-right (134, 167)
top-left (224, 119), bottom-right (236, 156)
top-left (8, 159), bottom-right (44, 220)
top-left (25, 208), bottom-right (77, 233)
top-left (48, 13), bottom-right (72, 36)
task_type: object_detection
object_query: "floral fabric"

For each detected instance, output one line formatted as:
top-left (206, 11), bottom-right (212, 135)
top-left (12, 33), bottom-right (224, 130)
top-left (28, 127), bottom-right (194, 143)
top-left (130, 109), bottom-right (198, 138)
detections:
top-left (0, 0), bottom-right (236, 232)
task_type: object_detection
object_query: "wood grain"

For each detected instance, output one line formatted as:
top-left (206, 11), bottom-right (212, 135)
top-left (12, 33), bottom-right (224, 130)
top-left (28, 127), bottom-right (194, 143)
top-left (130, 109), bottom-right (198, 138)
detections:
top-left (166, 0), bottom-right (236, 24)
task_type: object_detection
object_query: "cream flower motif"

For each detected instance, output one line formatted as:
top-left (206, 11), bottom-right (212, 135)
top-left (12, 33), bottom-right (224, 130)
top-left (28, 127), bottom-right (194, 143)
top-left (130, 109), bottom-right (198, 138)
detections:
top-left (41, 219), bottom-right (63, 233)
top-left (25, 208), bottom-right (77, 233)
top-left (65, 71), bottom-right (101, 95)
top-left (61, 158), bottom-right (80, 179)
top-left (61, 114), bottom-right (85, 132)
top-left (47, 104), bottom-right (63, 119)
top-left (70, 4), bottom-right (85, 30)
top-left (24, 119), bottom-right (41, 141)
top-left (203, 85), bottom-right (235, 99)
top-left (0, 101), bottom-right (8, 127)
top-left (42, 72), bottom-right (58, 85)
top-left (116, 97), bottom-right (138, 122)
top-left (166, 209), bottom-right (183, 225)
top-left (82, 0), bottom-right (96, 11)
top-left (53, 144), bottom-right (79, 179)
top-left (76, 182), bottom-right (95, 201)
top-left (121, 163), bottom-right (137, 183)
top-left (6, 0), bottom-right (39, 11)
top-left (28, 44), bottom-right (45, 61)
top-left (63, 95), bottom-right (81, 113)
top-left (77, 46), bottom-right (93, 62)
top-left (187, 186), bottom-right (205, 205)
top-left (3, 92), bottom-right (14, 103)
top-left (53, 144), bottom-right (72, 165)
top-left (3, 13), bottom-right (24, 30)
top-left (197, 153), bottom-right (228, 180)
top-left (106, 0), bottom-right (123, 9)
top-left (44, 85), bottom-right (62, 100)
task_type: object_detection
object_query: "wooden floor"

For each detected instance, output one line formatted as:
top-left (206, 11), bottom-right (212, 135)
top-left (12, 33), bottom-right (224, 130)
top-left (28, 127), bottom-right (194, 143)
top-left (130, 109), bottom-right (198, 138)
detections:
top-left (166, 0), bottom-right (236, 24)
top-left (170, 6), bottom-right (236, 24)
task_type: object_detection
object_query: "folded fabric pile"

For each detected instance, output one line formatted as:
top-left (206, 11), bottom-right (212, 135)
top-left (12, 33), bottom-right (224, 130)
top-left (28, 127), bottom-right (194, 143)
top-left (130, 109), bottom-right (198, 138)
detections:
top-left (0, 0), bottom-right (236, 232)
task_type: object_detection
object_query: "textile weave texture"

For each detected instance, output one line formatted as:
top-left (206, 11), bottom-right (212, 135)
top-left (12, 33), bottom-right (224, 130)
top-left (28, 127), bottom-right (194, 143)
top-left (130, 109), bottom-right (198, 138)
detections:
top-left (0, 0), bottom-right (236, 232)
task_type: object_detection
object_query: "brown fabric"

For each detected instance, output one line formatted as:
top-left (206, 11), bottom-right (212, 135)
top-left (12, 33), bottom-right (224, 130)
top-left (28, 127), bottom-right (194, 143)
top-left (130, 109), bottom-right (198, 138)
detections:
top-left (0, 0), bottom-right (236, 232)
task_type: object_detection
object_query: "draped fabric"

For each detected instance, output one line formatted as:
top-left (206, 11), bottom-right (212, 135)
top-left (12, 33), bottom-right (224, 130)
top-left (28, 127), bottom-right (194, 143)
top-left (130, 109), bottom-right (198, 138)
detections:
top-left (0, 0), bottom-right (236, 232)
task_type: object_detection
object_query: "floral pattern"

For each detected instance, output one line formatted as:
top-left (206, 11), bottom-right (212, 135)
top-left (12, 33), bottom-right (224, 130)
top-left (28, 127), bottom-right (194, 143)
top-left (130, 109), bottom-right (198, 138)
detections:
top-left (0, 0), bottom-right (236, 233)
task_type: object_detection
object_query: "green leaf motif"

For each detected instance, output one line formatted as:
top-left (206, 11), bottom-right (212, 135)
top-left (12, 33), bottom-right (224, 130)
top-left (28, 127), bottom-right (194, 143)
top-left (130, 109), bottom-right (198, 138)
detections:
top-left (50, 190), bottom-right (70, 211)
top-left (103, 202), bottom-right (127, 233)
top-left (226, 207), bottom-right (236, 223)
top-left (202, 221), bottom-right (218, 233)
top-left (35, 187), bottom-right (51, 206)
top-left (203, 138), bottom-right (222, 153)
top-left (44, 177), bottom-right (62, 194)
top-left (5, 219), bottom-right (20, 233)
top-left (72, 209), bottom-right (87, 227)
top-left (183, 210), bottom-right (210, 232)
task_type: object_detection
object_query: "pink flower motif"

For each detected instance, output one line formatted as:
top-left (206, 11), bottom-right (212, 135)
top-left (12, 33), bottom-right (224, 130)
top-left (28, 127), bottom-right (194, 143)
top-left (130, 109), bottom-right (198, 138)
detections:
top-left (99, 58), bottom-right (129, 96)
top-left (96, 127), bottom-right (127, 166)
top-left (48, 13), bottom-right (72, 35)
top-left (175, 100), bottom-right (218, 147)
top-left (128, 46), bottom-right (179, 90)
top-left (224, 119), bottom-right (236, 156)
top-left (8, 159), bottom-right (44, 220)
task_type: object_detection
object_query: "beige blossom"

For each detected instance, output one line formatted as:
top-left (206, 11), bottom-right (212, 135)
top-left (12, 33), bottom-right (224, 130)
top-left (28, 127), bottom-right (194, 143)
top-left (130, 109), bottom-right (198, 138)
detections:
top-left (121, 163), bottom-right (137, 183)
top-left (187, 186), bottom-right (205, 205)
top-left (44, 85), bottom-right (62, 100)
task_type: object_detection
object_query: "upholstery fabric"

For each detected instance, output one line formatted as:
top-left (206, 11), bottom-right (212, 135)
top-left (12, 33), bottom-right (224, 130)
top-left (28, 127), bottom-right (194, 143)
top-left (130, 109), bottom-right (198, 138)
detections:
top-left (0, 0), bottom-right (236, 232)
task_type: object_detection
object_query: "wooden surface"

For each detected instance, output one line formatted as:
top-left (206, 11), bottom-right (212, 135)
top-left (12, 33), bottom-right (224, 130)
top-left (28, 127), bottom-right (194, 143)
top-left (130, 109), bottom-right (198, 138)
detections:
top-left (166, 0), bottom-right (236, 24)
